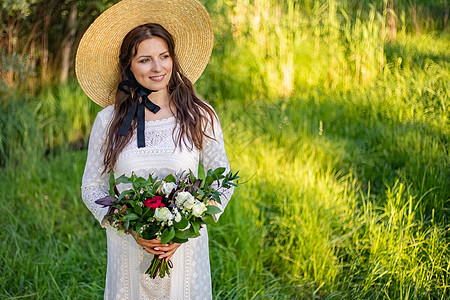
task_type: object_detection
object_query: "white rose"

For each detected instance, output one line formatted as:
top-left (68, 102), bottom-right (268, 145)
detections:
top-left (174, 212), bottom-right (182, 222)
top-left (154, 207), bottom-right (172, 222)
top-left (175, 191), bottom-right (195, 208)
top-left (192, 201), bottom-right (207, 217)
top-left (183, 194), bottom-right (196, 210)
top-left (161, 182), bottom-right (177, 196)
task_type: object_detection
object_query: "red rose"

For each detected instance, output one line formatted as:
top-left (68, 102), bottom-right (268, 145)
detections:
top-left (144, 196), bottom-right (165, 209)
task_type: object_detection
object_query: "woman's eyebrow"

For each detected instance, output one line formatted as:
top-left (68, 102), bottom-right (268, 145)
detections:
top-left (136, 51), bottom-right (169, 59)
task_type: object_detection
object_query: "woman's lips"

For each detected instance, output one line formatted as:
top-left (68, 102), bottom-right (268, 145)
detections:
top-left (149, 74), bottom-right (165, 82)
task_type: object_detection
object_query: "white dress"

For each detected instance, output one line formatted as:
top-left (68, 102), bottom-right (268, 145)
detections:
top-left (81, 105), bottom-right (233, 300)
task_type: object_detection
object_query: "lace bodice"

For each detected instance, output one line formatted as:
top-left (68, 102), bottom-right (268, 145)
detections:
top-left (81, 105), bottom-right (233, 300)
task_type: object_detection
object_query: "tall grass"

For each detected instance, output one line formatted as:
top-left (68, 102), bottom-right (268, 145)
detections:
top-left (1, 0), bottom-right (449, 299)
top-left (0, 81), bottom-right (98, 167)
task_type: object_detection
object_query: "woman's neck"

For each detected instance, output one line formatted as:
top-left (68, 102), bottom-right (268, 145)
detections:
top-left (148, 89), bottom-right (170, 107)
top-left (145, 89), bottom-right (175, 121)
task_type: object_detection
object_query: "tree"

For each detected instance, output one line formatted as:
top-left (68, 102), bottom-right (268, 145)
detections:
top-left (0, 0), bottom-right (118, 90)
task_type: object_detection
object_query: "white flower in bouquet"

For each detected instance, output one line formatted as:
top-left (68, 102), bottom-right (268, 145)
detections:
top-left (174, 212), bottom-right (182, 222)
top-left (161, 182), bottom-right (177, 196)
top-left (183, 195), bottom-right (196, 210)
top-left (175, 191), bottom-right (195, 208)
top-left (192, 201), bottom-right (207, 217)
top-left (154, 207), bottom-right (173, 222)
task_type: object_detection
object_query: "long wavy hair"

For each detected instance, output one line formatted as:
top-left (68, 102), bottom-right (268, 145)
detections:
top-left (103, 23), bottom-right (216, 173)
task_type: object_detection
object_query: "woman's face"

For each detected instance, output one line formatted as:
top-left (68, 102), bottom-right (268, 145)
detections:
top-left (130, 37), bottom-right (173, 92)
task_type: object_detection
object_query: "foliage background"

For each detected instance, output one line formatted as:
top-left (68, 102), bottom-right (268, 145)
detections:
top-left (1, 0), bottom-right (449, 299)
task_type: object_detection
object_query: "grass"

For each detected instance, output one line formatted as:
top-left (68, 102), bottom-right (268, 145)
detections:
top-left (1, 0), bottom-right (449, 299)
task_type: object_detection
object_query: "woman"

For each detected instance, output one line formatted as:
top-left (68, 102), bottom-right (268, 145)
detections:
top-left (76, 0), bottom-right (233, 299)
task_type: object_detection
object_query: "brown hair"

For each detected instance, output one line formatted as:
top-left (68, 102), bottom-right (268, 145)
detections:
top-left (103, 23), bottom-right (216, 173)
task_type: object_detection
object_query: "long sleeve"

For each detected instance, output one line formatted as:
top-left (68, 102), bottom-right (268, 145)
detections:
top-left (200, 112), bottom-right (234, 221)
top-left (81, 106), bottom-right (113, 227)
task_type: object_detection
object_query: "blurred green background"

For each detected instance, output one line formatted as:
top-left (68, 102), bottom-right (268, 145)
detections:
top-left (1, 0), bottom-right (449, 299)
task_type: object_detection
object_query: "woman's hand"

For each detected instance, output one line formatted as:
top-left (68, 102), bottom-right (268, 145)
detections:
top-left (156, 242), bottom-right (181, 261)
top-left (207, 199), bottom-right (218, 206)
top-left (132, 231), bottom-right (181, 261)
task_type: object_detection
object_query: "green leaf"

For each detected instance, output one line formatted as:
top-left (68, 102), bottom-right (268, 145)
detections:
top-left (222, 170), bottom-right (240, 188)
top-left (201, 214), bottom-right (215, 224)
top-left (173, 215), bottom-right (188, 229)
top-left (141, 207), bottom-right (153, 220)
top-left (124, 213), bottom-right (139, 221)
top-left (160, 227), bottom-right (175, 244)
top-left (205, 205), bottom-right (221, 215)
top-left (136, 222), bottom-right (144, 231)
top-left (133, 177), bottom-right (147, 191)
top-left (189, 170), bottom-right (197, 183)
top-left (191, 220), bottom-right (200, 233)
top-left (147, 173), bottom-right (157, 183)
top-left (142, 226), bottom-right (159, 240)
top-left (164, 174), bottom-right (176, 183)
top-left (198, 161), bottom-right (205, 180)
top-left (175, 227), bottom-right (195, 239)
top-left (118, 189), bottom-right (134, 201)
top-left (171, 236), bottom-right (188, 244)
top-left (212, 193), bottom-right (220, 202)
top-left (132, 202), bottom-right (143, 215)
top-left (214, 167), bottom-right (226, 176)
top-left (108, 173), bottom-right (116, 195)
top-left (116, 174), bottom-right (131, 184)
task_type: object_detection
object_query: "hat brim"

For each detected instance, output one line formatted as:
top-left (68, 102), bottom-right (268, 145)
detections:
top-left (75, 0), bottom-right (214, 108)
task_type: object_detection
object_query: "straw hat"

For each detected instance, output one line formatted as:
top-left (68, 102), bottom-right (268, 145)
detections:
top-left (75, 0), bottom-right (214, 108)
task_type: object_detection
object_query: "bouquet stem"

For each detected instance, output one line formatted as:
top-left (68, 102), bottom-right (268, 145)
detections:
top-left (146, 255), bottom-right (173, 278)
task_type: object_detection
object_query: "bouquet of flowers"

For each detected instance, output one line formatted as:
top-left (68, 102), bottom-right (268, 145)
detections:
top-left (95, 163), bottom-right (238, 278)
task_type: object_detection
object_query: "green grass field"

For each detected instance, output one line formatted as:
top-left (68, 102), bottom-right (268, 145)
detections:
top-left (1, 0), bottom-right (449, 299)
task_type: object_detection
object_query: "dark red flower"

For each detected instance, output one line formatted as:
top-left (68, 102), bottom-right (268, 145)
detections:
top-left (144, 196), bottom-right (165, 209)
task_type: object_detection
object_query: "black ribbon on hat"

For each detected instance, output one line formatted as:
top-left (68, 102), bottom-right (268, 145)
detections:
top-left (118, 68), bottom-right (161, 148)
